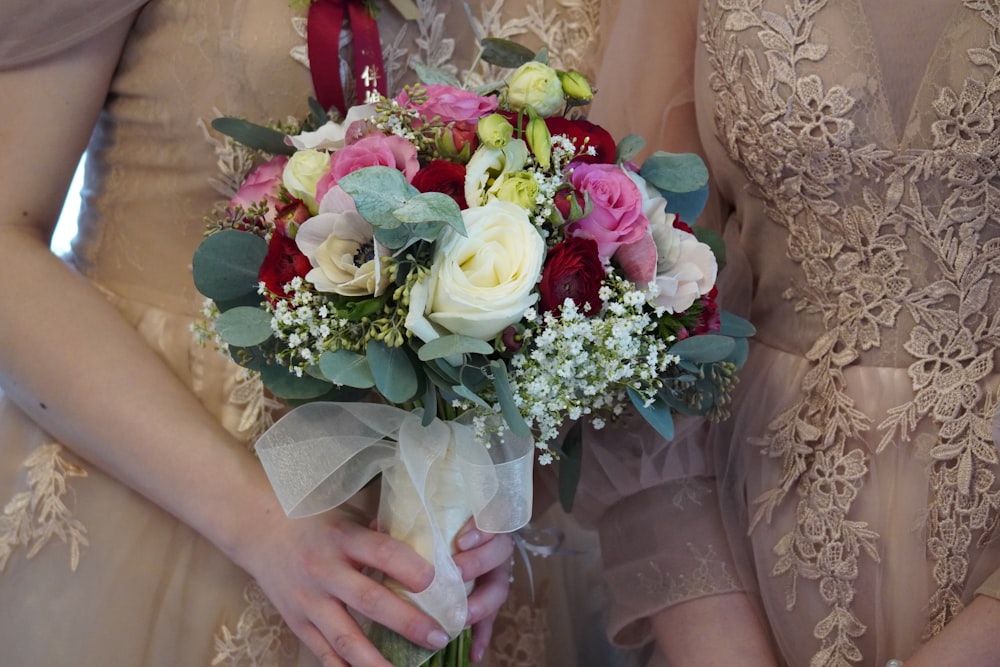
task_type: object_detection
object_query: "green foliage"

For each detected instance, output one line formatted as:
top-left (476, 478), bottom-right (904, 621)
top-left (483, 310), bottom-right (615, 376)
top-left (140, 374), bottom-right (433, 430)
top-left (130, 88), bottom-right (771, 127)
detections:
top-left (669, 334), bottom-right (736, 365)
top-left (192, 230), bottom-right (268, 302)
top-left (367, 339), bottom-right (420, 403)
top-left (558, 420), bottom-right (583, 513)
top-left (627, 387), bottom-right (676, 441)
top-left (417, 335), bottom-right (494, 361)
top-left (489, 360), bottom-right (530, 437)
top-left (479, 38), bottom-right (536, 68)
top-left (215, 307), bottom-right (273, 347)
top-left (318, 349), bottom-right (376, 389)
top-left (211, 117), bottom-right (295, 156)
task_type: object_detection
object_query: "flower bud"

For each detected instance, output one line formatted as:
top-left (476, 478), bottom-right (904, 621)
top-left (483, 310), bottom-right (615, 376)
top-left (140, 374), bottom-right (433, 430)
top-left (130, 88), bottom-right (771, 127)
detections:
top-left (477, 113), bottom-right (514, 149)
top-left (526, 115), bottom-right (552, 169)
top-left (506, 61), bottom-right (564, 117)
top-left (558, 70), bottom-right (594, 102)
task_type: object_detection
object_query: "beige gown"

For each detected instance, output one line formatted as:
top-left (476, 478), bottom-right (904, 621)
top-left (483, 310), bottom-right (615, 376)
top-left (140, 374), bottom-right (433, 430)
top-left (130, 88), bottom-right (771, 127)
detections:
top-left (584, 0), bottom-right (1000, 665)
top-left (0, 1), bottom-right (640, 666)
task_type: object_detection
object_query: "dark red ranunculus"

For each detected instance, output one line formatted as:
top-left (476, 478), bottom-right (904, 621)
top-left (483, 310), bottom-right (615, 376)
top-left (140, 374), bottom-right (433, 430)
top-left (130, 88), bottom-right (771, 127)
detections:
top-left (274, 198), bottom-right (312, 226)
top-left (411, 159), bottom-right (468, 209)
top-left (544, 117), bottom-right (616, 164)
top-left (539, 236), bottom-right (605, 315)
top-left (693, 286), bottom-right (721, 336)
top-left (258, 228), bottom-right (312, 299)
top-left (673, 218), bottom-right (695, 234)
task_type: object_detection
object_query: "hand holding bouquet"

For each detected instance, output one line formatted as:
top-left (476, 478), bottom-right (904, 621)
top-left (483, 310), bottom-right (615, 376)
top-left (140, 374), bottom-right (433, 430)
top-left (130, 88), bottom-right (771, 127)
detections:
top-left (194, 37), bottom-right (752, 666)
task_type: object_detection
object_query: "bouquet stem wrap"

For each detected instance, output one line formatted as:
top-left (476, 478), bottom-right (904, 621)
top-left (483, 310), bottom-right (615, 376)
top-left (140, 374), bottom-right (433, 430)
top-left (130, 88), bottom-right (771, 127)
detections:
top-left (254, 402), bottom-right (534, 658)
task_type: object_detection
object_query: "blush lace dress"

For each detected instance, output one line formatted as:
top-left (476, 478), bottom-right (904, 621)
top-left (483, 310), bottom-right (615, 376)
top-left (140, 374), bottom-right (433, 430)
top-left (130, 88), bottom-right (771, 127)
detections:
top-left (585, 0), bottom-right (1000, 665)
top-left (0, 2), bottom-right (639, 666)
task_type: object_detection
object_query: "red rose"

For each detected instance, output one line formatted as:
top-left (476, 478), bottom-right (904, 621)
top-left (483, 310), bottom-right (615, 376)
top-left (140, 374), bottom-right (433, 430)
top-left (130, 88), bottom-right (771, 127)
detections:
top-left (544, 117), bottom-right (616, 164)
top-left (258, 227), bottom-right (312, 299)
top-left (411, 160), bottom-right (468, 209)
top-left (539, 236), bottom-right (604, 315)
top-left (673, 218), bottom-right (695, 234)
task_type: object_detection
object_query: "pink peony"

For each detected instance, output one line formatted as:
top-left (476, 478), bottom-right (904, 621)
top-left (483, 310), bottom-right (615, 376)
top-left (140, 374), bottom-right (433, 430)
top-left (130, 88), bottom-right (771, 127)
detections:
top-left (395, 84), bottom-right (498, 123)
top-left (565, 163), bottom-right (649, 259)
top-left (229, 155), bottom-right (288, 219)
top-left (315, 134), bottom-right (419, 205)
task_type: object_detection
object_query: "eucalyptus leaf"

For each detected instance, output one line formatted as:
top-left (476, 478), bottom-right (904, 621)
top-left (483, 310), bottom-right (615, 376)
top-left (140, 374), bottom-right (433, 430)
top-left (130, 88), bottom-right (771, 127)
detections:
top-left (451, 384), bottom-right (491, 410)
top-left (394, 192), bottom-right (466, 235)
top-left (260, 364), bottom-right (333, 400)
top-left (670, 334), bottom-right (736, 364)
top-left (616, 134), bottom-right (646, 163)
top-left (420, 379), bottom-right (438, 427)
top-left (639, 151), bottom-right (710, 222)
top-left (432, 358), bottom-right (462, 383)
top-left (211, 117), bottom-right (294, 156)
top-left (318, 349), bottom-right (376, 388)
top-left (627, 387), bottom-right (675, 441)
top-left (192, 230), bottom-right (268, 302)
top-left (490, 360), bottom-right (531, 437)
top-left (718, 311), bottom-right (757, 338)
top-left (338, 166), bottom-right (415, 229)
top-left (411, 61), bottom-right (464, 88)
top-left (657, 388), bottom-right (705, 417)
top-left (558, 420), bottom-right (583, 513)
top-left (479, 37), bottom-right (536, 68)
top-left (459, 362), bottom-right (490, 393)
top-left (215, 307), bottom-right (273, 347)
top-left (418, 335), bottom-right (494, 361)
top-left (367, 340), bottom-right (420, 403)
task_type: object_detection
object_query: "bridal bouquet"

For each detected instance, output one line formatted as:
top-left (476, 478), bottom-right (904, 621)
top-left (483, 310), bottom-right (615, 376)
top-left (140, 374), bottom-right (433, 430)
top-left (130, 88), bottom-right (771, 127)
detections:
top-left (193, 37), bottom-right (752, 667)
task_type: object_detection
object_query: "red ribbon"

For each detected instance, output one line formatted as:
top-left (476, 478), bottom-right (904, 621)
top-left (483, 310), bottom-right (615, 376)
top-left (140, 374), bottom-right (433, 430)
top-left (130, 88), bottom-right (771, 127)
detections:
top-left (307, 0), bottom-right (387, 116)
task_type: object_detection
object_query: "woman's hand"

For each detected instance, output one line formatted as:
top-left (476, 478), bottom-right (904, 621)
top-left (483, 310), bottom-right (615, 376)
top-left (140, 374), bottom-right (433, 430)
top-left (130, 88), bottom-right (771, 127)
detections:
top-left (455, 522), bottom-right (516, 663)
top-left (230, 504), bottom-right (458, 667)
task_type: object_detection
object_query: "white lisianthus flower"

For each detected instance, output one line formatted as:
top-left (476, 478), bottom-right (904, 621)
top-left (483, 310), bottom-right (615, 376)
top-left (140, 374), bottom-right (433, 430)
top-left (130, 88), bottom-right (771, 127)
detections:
top-left (652, 229), bottom-right (718, 313)
top-left (506, 61), bottom-right (564, 117)
top-left (295, 187), bottom-right (390, 297)
top-left (406, 201), bottom-right (545, 341)
top-left (464, 139), bottom-right (529, 208)
top-left (286, 104), bottom-right (376, 151)
top-left (625, 170), bottom-right (681, 269)
top-left (283, 149), bottom-right (331, 214)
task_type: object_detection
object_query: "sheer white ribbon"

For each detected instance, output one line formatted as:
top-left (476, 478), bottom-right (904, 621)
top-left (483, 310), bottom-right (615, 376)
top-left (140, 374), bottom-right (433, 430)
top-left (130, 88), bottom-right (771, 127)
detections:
top-left (254, 401), bottom-right (534, 638)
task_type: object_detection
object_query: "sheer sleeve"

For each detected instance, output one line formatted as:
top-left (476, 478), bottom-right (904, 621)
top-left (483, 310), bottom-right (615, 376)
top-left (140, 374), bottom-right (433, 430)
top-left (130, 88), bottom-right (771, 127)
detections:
top-left (581, 0), bottom-right (757, 650)
top-left (0, 0), bottom-right (147, 69)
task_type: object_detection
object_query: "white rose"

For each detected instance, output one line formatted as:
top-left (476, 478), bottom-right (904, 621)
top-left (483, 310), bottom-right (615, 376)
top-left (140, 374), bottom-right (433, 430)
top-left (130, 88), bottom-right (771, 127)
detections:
top-left (283, 149), bottom-right (331, 214)
top-left (406, 201), bottom-right (545, 341)
top-left (505, 61), bottom-right (564, 117)
top-left (295, 187), bottom-right (390, 296)
top-left (464, 139), bottom-right (529, 208)
top-left (651, 230), bottom-right (718, 313)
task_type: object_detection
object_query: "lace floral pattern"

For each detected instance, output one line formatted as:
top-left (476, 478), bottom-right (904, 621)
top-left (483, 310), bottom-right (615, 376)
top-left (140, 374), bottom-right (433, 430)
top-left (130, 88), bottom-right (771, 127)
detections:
top-left (0, 443), bottom-right (89, 573)
top-left (704, 0), bottom-right (1000, 664)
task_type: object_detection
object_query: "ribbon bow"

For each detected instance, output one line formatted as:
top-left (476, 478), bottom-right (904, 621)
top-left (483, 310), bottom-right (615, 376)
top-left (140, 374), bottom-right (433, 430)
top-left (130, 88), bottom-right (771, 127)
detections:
top-left (255, 402), bottom-right (534, 636)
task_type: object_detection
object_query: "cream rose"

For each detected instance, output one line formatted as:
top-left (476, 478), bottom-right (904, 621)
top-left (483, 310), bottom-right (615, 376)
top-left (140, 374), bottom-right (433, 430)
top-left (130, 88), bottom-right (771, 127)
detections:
top-left (406, 201), bottom-right (545, 341)
top-left (283, 149), bottom-right (331, 214)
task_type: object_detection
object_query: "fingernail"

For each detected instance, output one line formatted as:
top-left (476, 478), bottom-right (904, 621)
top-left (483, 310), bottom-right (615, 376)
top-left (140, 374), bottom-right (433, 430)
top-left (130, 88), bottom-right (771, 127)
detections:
top-left (471, 646), bottom-right (485, 663)
top-left (427, 629), bottom-right (450, 649)
top-left (457, 529), bottom-right (480, 550)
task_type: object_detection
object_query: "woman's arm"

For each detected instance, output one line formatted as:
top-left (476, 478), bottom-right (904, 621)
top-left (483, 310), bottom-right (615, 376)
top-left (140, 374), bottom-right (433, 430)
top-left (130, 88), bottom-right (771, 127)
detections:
top-left (650, 593), bottom-right (780, 666)
top-left (0, 14), bottom-right (510, 666)
top-left (899, 595), bottom-right (1000, 667)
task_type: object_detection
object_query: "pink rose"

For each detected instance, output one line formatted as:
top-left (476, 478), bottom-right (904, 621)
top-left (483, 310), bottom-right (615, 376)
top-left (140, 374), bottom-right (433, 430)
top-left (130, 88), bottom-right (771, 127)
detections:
top-left (229, 155), bottom-right (289, 219)
top-left (395, 84), bottom-right (498, 123)
top-left (315, 134), bottom-right (420, 205)
top-left (565, 163), bottom-right (649, 259)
